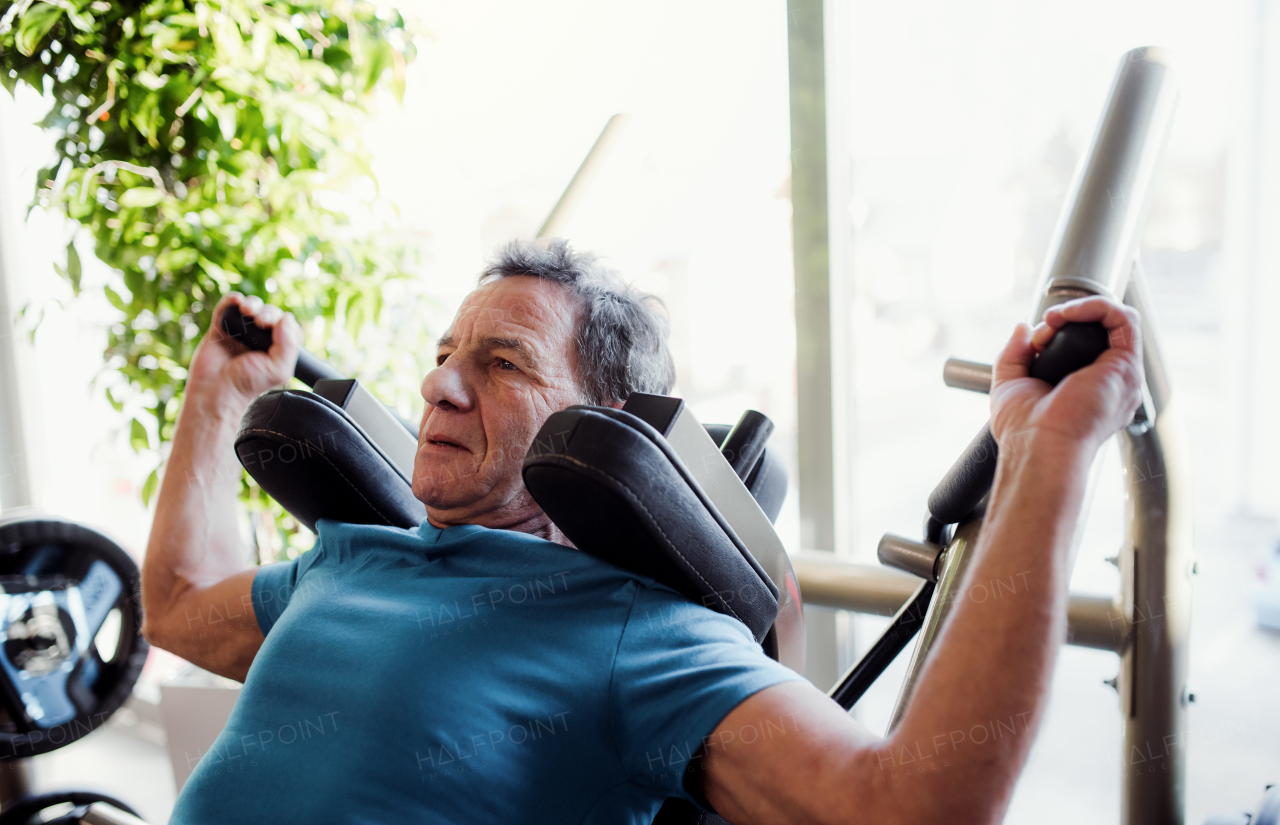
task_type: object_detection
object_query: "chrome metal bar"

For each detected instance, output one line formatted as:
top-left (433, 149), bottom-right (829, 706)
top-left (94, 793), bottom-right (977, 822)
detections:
top-left (1032, 47), bottom-right (1179, 318)
top-left (1118, 401), bottom-right (1193, 825)
top-left (876, 533), bottom-right (943, 581)
top-left (791, 552), bottom-right (920, 617)
top-left (1066, 593), bottom-right (1127, 652)
top-left (887, 518), bottom-right (983, 731)
top-left (793, 551), bottom-right (1127, 653)
top-left (942, 358), bottom-right (992, 394)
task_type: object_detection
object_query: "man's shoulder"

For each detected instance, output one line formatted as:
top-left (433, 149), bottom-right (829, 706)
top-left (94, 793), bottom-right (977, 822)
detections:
top-left (620, 579), bottom-right (761, 650)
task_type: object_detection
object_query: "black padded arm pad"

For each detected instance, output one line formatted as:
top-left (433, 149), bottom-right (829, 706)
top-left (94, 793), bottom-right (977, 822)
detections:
top-left (523, 407), bottom-right (779, 642)
top-left (235, 390), bottom-right (426, 532)
top-left (236, 391), bottom-right (784, 645)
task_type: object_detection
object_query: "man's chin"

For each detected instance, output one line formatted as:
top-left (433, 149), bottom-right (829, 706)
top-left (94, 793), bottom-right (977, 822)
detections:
top-left (412, 480), bottom-right (475, 511)
top-left (412, 456), bottom-right (480, 506)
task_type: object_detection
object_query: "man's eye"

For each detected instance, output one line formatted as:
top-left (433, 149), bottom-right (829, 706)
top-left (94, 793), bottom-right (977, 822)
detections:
top-left (497, 358), bottom-right (516, 371)
top-left (436, 353), bottom-right (450, 366)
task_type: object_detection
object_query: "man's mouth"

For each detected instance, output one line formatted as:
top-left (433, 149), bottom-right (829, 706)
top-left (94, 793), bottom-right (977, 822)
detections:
top-left (423, 434), bottom-right (468, 452)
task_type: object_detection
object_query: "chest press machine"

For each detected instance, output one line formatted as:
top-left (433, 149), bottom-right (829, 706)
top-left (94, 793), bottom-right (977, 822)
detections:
top-left (221, 46), bottom-right (1277, 825)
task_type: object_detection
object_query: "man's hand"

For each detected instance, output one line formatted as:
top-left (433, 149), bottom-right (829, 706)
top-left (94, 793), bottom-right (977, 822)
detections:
top-left (700, 297), bottom-right (1145, 825)
top-left (188, 293), bottom-right (302, 413)
top-left (990, 296), bottom-right (1144, 456)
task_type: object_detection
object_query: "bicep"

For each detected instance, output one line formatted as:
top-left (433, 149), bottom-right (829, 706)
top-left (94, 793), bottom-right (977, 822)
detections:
top-left (699, 681), bottom-right (886, 825)
top-left (144, 568), bottom-right (265, 682)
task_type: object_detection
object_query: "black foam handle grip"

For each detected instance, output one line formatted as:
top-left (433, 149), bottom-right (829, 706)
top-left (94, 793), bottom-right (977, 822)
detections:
top-left (926, 424), bottom-right (998, 526)
top-left (1027, 321), bottom-right (1111, 385)
top-left (926, 322), bottom-right (1110, 525)
top-left (219, 305), bottom-right (343, 388)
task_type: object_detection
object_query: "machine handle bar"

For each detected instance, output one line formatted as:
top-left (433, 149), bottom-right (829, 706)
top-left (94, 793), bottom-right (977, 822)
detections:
top-left (926, 322), bottom-right (1111, 525)
top-left (220, 305), bottom-right (343, 388)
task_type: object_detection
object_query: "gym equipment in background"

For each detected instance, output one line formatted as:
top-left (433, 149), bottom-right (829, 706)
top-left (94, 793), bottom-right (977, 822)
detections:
top-left (0, 517), bottom-right (149, 823)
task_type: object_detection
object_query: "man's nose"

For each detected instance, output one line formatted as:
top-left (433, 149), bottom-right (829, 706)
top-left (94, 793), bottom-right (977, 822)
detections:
top-left (421, 360), bottom-right (473, 413)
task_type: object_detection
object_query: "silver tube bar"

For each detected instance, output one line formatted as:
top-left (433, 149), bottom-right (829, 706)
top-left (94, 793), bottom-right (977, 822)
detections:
top-left (876, 533), bottom-right (943, 581)
top-left (792, 550), bottom-right (1127, 653)
top-left (1032, 47), bottom-right (1179, 319)
top-left (790, 552), bottom-right (920, 617)
top-left (941, 358), bottom-right (992, 394)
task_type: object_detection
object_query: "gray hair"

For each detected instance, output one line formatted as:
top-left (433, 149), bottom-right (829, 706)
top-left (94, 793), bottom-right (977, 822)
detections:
top-left (479, 239), bottom-right (675, 406)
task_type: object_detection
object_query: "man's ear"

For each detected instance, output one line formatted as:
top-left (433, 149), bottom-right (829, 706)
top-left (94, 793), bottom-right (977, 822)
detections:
top-left (605, 398), bottom-right (625, 410)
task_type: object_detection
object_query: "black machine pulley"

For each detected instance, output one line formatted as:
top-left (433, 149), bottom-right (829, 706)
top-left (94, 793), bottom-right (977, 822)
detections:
top-left (0, 518), bottom-right (148, 759)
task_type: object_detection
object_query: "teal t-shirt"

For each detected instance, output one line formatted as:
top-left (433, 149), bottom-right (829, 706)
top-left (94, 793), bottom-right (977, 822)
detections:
top-left (170, 519), bottom-right (802, 824)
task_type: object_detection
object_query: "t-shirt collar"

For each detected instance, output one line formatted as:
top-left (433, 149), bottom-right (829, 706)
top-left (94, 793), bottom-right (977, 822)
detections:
top-left (417, 520), bottom-right (487, 545)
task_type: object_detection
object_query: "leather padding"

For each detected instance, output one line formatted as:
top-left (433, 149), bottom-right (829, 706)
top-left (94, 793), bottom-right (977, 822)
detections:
top-left (523, 407), bottom-right (779, 642)
top-left (235, 392), bottom-right (782, 643)
top-left (235, 390), bottom-right (426, 532)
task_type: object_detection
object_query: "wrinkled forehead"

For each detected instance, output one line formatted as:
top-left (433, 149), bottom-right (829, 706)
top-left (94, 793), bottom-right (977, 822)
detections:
top-left (441, 276), bottom-right (578, 346)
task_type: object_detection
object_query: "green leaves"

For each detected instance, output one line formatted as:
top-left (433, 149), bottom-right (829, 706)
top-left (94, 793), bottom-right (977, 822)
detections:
top-left (129, 418), bottom-right (150, 451)
top-left (140, 467), bottom-right (159, 506)
top-left (64, 240), bottom-right (81, 294)
top-left (1, 0), bottom-right (422, 548)
top-left (117, 187), bottom-right (165, 208)
top-left (13, 2), bottom-right (61, 56)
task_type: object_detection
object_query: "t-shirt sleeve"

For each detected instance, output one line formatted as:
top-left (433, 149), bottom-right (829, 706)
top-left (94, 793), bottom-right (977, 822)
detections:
top-left (252, 523), bottom-right (336, 635)
top-left (251, 559), bottom-right (300, 636)
top-left (610, 583), bottom-right (805, 805)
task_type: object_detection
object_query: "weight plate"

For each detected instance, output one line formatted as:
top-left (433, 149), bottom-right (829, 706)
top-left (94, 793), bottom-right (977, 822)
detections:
top-left (0, 518), bottom-right (148, 758)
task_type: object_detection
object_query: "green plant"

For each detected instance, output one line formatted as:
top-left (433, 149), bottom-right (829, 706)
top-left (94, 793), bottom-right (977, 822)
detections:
top-left (0, 0), bottom-right (427, 558)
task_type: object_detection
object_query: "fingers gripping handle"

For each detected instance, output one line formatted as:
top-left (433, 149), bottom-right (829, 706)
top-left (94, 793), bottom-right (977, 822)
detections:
top-left (220, 305), bottom-right (343, 388)
top-left (926, 322), bottom-right (1111, 525)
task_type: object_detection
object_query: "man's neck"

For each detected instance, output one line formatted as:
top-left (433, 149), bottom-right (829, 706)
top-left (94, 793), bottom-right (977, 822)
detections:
top-left (425, 509), bottom-right (574, 548)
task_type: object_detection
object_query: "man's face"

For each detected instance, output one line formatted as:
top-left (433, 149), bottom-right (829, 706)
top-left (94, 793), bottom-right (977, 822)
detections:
top-left (414, 276), bottom-right (584, 527)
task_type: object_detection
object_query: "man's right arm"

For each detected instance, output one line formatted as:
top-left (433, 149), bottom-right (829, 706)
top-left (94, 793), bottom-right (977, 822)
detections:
top-left (141, 294), bottom-right (300, 682)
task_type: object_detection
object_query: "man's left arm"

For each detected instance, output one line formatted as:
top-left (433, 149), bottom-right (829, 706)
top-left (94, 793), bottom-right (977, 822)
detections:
top-left (696, 296), bottom-right (1144, 824)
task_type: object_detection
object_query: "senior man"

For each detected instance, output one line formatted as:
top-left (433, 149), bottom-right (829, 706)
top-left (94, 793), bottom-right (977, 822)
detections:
top-left (144, 239), bottom-right (1143, 824)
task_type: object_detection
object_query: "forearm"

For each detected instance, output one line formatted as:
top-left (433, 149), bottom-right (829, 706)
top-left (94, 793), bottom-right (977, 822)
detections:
top-left (875, 437), bottom-right (1092, 819)
top-left (141, 387), bottom-right (256, 652)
